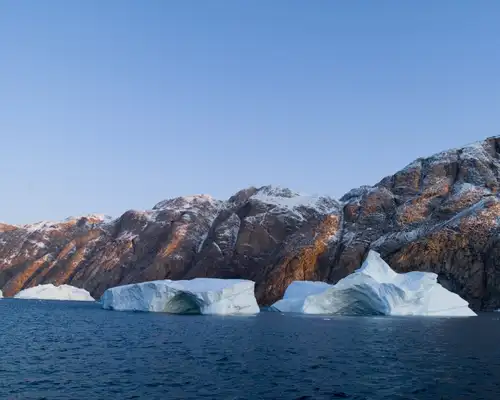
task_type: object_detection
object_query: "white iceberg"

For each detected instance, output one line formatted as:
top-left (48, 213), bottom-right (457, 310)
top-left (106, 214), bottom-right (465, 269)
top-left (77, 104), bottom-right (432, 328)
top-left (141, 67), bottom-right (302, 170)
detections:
top-left (272, 250), bottom-right (476, 317)
top-left (100, 278), bottom-right (260, 315)
top-left (0, 289), bottom-right (2, 298)
top-left (14, 284), bottom-right (95, 301)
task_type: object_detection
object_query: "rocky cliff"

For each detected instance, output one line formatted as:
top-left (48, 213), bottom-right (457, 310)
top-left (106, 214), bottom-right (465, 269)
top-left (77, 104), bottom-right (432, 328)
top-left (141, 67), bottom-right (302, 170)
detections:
top-left (2, 137), bottom-right (500, 310)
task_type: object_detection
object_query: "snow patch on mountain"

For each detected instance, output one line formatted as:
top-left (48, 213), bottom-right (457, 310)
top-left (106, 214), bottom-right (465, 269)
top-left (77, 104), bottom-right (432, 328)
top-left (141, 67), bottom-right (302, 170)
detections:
top-left (460, 142), bottom-right (493, 164)
top-left (399, 159), bottom-right (423, 172)
top-left (450, 182), bottom-right (491, 198)
top-left (117, 231), bottom-right (138, 242)
top-left (250, 185), bottom-right (338, 221)
top-left (20, 221), bottom-right (59, 233)
top-left (153, 194), bottom-right (221, 212)
top-left (425, 140), bottom-right (496, 168)
top-left (23, 214), bottom-right (113, 230)
top-left (65, 214), bottom-right (114, 223)
top-left (149, 194), bottom-right (228, 256)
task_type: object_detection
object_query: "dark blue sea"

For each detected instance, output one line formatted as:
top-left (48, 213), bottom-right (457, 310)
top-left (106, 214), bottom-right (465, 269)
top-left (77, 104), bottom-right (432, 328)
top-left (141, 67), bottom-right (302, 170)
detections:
top-left (1, 299), bottom-right (499, 400)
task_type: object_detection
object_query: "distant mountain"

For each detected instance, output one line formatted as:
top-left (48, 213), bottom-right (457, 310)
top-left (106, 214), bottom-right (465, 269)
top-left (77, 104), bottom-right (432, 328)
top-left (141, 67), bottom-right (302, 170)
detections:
top-left (2, 137), bottom-right (500, 310)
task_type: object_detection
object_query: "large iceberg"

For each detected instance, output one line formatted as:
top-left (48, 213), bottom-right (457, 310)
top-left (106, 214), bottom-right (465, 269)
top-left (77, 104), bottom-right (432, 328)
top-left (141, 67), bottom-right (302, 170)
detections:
top-left (272, 251), bottom-right (477, 317)
top-left (100, 278), bottom-right (260, 315)
top-left (14, 284), bottom-right (95, 301)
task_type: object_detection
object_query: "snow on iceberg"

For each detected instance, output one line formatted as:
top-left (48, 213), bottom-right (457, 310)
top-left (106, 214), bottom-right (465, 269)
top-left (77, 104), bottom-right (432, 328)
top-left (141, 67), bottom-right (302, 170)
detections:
top-left (272, 250), bottom-right (477, 317)
top-left (100, 278), bottom-right (260, 315)
top-left (14, 284), bottom-right (95, 301)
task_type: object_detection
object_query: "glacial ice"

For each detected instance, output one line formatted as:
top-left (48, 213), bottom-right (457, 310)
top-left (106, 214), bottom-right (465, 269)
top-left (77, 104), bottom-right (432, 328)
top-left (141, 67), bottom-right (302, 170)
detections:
top-left (100, 278), bottom-right (260, 315)
top-left (0, 289), bottom-right (2, 298)
top-left (272, 251), bottom-right (477, 317)
top-left (14, 284), bottom-right (95, 301)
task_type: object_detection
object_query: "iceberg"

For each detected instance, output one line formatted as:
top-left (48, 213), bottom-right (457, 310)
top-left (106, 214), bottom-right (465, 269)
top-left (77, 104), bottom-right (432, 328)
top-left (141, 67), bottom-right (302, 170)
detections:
top-left (14, 284), bottom-right (95, 301)
top-left (0, 289), bottom-right (2, 298)
top-left (100, 278), bottom-right (260, 315)
top-left (272, 251), bottom-right (477, 317)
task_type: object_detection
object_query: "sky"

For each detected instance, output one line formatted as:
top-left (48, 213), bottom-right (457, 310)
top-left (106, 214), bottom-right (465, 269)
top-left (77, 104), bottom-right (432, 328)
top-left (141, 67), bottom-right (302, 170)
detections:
top-left (1, 1), bottom-right (500, 224)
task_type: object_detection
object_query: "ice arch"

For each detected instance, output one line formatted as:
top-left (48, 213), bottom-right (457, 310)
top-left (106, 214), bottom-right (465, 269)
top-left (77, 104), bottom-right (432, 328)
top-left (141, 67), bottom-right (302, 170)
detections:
top-left (100, 278), bottom-right (260, 315)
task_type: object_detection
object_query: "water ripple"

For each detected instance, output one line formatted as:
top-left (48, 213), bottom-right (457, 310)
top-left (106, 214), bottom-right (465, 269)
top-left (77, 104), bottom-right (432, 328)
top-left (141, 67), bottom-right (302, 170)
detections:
top-left (0, 300), bottom-right (499, 399)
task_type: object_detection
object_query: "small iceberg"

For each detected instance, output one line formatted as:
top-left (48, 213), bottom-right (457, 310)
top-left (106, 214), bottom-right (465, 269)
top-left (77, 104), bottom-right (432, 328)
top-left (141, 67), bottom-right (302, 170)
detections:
top-left (100, 278), bottom-right (260, 315)
top-left (272, 250), bottom-right (476, 317)
top-left (14, 284), bottom-right (95, 301)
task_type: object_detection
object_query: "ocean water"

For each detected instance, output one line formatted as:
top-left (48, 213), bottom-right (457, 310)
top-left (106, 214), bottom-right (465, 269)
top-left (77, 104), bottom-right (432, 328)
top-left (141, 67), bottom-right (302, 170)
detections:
top-left (0, 299), bottom-right (499, 400)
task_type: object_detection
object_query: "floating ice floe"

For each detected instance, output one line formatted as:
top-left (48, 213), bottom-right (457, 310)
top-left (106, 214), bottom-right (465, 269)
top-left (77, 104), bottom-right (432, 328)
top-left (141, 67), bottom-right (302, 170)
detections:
top-left (271, 250), bottom-right (477, 317)
top-left (100, 278), bottom-right (260, 315)
top-left (14, 284), bottom-right (95, 301)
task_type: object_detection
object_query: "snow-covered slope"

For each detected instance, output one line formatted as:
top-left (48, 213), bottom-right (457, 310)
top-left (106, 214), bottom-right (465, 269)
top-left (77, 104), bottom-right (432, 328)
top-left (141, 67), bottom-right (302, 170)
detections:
top-left (100, 278), bottom-right (260, 315)
top-left (14, 284), bottom-right (95, 301)
top-left (272, 250), bottom-right (476, 316)
top-left (248, 185), bottom-right (339, 222)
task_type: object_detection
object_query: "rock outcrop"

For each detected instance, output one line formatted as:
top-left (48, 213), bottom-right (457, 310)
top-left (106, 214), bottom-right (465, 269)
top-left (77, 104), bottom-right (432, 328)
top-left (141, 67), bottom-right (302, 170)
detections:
top-left (2, 137), bottom-right (500, 310)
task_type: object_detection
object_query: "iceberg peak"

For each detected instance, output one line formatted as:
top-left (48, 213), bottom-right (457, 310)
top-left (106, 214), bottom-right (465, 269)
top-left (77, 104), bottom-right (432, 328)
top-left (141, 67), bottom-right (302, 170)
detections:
top-left (356, 250), bottom-right (398, 283)
top-left (272, 250), bottom-right (476, 317)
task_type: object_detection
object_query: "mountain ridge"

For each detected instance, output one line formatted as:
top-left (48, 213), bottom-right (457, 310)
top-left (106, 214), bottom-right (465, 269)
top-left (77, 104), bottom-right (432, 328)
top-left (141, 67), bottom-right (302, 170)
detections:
top-left (2, 136), bottom-right (500, 310)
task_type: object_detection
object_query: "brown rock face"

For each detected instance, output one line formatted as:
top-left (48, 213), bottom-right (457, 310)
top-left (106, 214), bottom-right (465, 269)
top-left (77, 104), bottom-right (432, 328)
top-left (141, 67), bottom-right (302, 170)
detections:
top-left (337, 136), bottom-right (500, 310)
top-left (2, 137), bottom-right (500, 310)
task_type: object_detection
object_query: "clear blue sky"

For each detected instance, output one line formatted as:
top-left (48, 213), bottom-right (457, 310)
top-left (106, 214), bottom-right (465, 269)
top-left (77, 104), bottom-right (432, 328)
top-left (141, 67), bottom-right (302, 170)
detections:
top-left (1, 1), bottom-right (499, 224)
